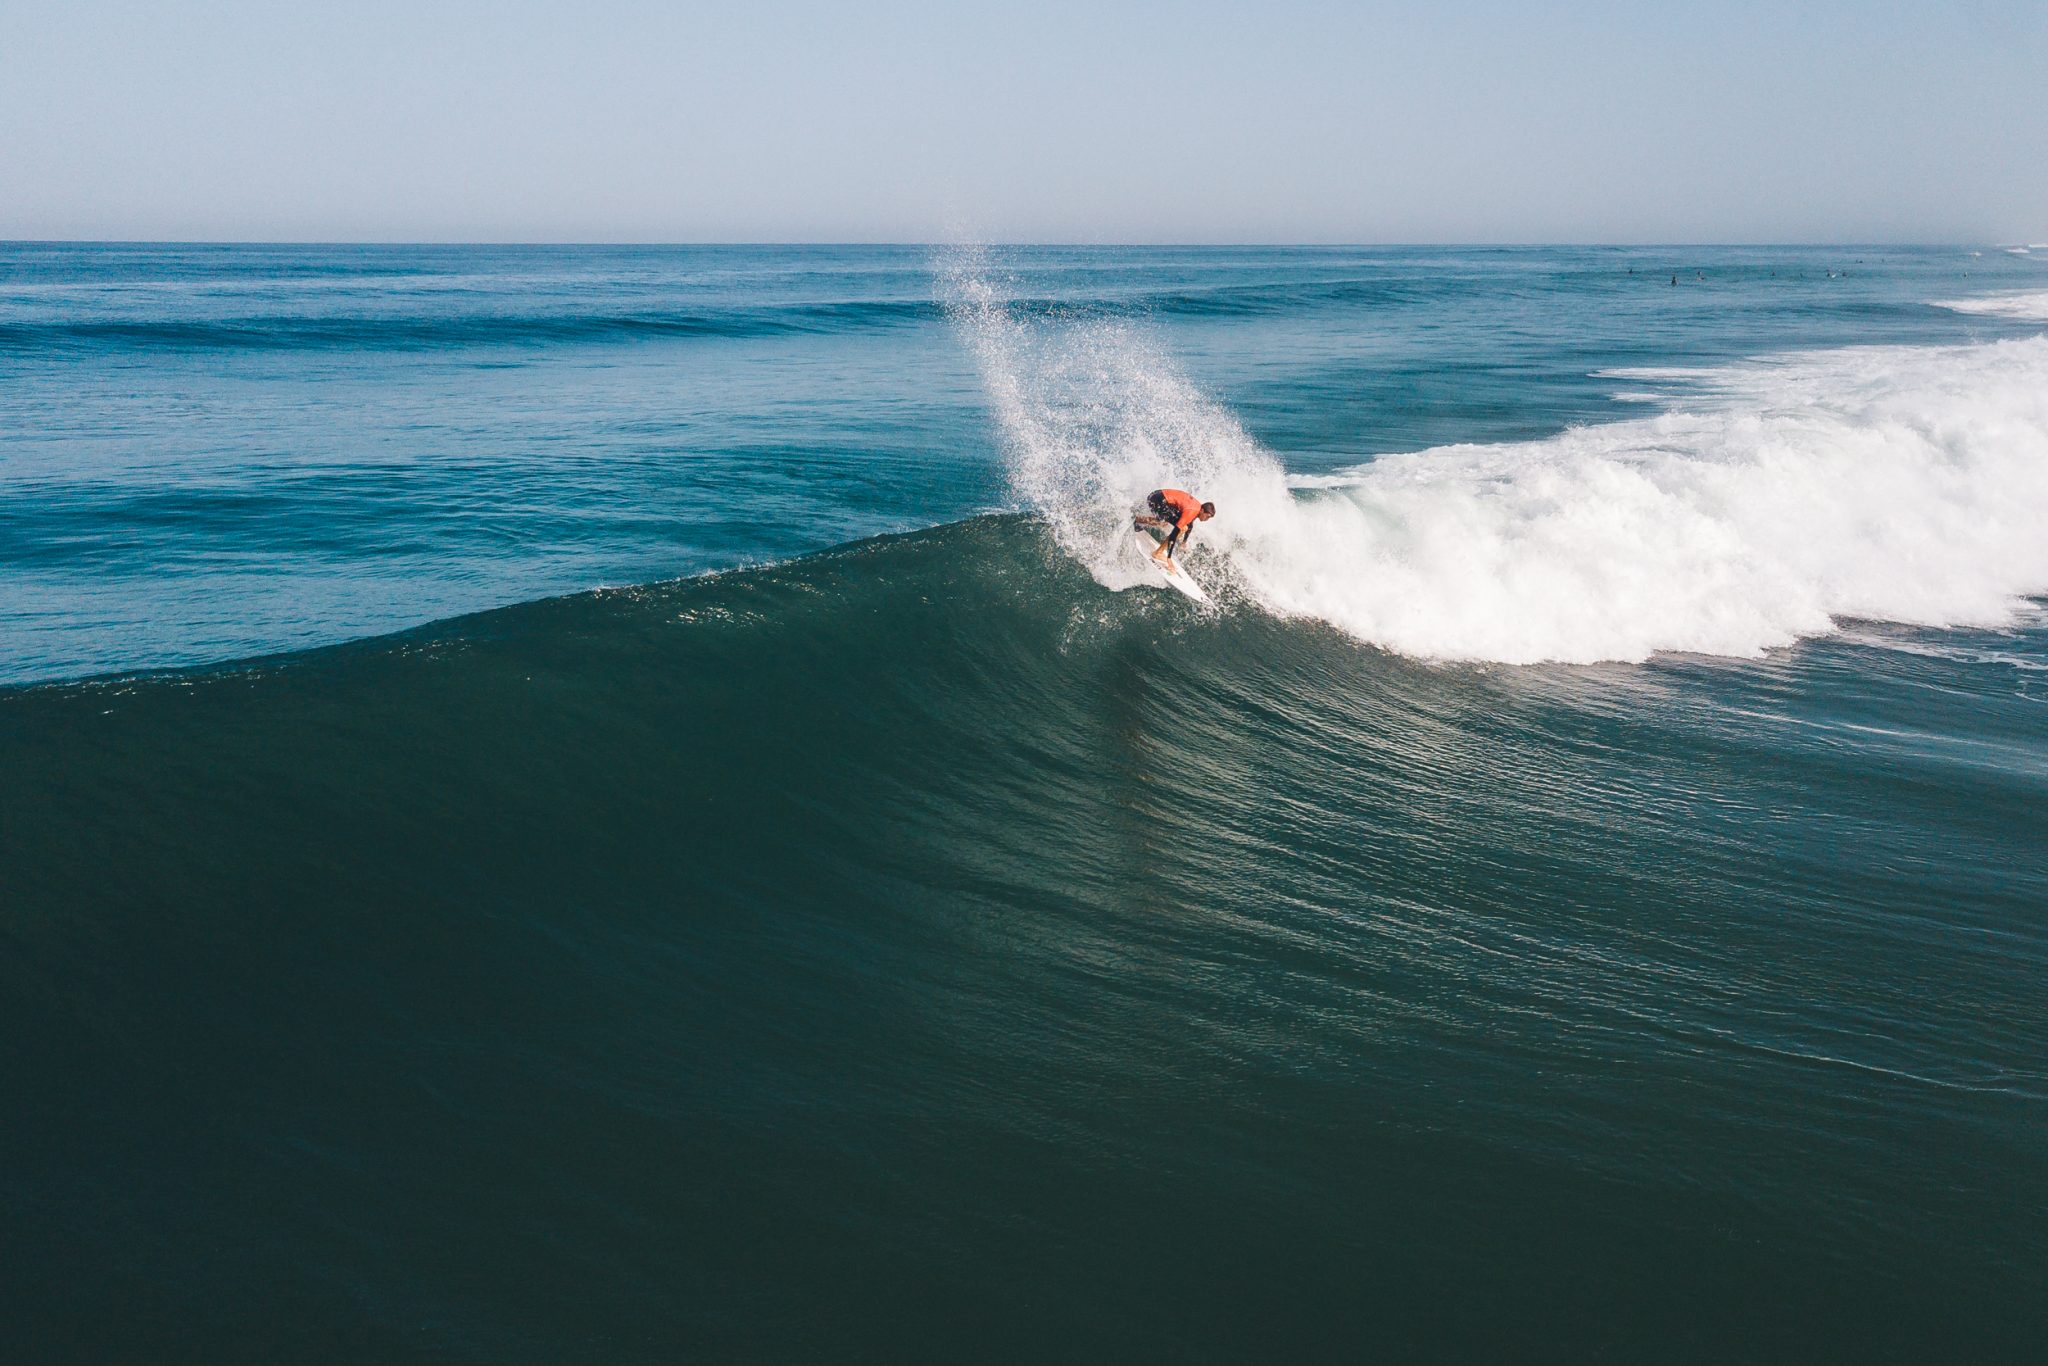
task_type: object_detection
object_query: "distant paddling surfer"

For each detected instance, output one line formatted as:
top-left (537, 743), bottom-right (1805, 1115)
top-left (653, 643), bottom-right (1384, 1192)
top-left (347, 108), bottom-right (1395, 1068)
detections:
top-left (1134, 488), bottom-right (1214, 570)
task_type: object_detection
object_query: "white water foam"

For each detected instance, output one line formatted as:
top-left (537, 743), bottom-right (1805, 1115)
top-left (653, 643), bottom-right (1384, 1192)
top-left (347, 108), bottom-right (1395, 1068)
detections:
top-left (1935, 291), bottom-right (2048, 322)
top-left (947, 254), bottom-right (2048, 665)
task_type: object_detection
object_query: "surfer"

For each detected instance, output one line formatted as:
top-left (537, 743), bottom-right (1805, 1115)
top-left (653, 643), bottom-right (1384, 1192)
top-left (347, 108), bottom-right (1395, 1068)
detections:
top-left (1134, 488), bottom-right (1215, 567)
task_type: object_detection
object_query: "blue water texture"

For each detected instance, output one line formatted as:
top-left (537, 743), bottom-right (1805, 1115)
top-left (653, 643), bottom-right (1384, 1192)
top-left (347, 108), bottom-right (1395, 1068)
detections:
top-left (5, 242), bottom-right (2042, 681)
top-left (3, 243), bottom-right (2047, 1362)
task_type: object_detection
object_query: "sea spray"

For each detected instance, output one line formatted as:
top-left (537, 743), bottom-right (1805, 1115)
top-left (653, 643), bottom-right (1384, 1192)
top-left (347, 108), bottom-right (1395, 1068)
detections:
top-left (940, 243), bottom-right (1291, 595)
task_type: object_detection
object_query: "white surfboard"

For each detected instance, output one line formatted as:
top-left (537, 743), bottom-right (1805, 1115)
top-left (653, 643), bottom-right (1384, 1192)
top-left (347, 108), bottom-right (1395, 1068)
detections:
top-left (1133, 530), bottom-right (1210, 604)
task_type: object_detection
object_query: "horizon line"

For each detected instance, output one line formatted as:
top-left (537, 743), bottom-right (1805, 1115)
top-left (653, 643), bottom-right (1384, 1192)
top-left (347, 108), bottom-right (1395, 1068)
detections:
top-left (0, 238), bottom-right (2012, 251)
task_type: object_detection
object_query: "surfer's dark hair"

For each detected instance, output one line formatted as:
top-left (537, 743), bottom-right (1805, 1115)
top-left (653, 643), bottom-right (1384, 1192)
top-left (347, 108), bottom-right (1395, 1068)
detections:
top-left (1200, 502), bottom-right (1216, 517)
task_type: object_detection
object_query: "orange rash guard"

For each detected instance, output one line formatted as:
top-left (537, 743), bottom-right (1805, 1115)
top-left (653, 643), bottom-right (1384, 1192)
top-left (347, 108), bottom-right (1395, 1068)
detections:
top-left (1157, 489), bottom-right (1203, 533)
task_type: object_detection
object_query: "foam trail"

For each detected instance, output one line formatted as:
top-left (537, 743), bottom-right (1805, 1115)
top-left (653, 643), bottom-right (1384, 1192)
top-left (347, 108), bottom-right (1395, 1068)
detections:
top-left (1253, 339), bottom-right (2048, 662)
top-left (947, 252), bottom-right (2048, 664)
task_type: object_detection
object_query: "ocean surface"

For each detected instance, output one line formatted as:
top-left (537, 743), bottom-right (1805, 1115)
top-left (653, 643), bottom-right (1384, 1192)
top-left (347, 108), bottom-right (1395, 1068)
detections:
top-left (4, 243), bottom-right (2046, 1361)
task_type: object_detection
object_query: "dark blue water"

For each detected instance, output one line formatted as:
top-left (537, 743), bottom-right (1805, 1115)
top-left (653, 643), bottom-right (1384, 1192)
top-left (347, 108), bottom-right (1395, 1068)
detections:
top-left (3, 244), bottom-right (2046, 1361)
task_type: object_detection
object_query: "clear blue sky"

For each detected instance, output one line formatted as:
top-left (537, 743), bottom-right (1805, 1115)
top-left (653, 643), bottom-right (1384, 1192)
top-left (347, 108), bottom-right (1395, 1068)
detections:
top-left (5, 0), bottom-right (2045, 243)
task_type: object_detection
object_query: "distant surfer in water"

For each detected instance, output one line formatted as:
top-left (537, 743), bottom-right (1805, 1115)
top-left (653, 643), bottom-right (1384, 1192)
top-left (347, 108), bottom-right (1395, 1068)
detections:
top-left (1134, 488), bottom-right (1214, 568)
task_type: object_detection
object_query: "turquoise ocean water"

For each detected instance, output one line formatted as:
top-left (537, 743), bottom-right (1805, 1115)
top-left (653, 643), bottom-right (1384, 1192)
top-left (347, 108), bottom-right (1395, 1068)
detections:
top-left (3, 244), bottom-right (2046, 1360)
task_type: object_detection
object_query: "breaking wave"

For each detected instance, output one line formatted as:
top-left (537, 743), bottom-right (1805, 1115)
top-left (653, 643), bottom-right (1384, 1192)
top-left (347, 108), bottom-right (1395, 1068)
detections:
top-left (950, 252), bottom-right (2048, 664)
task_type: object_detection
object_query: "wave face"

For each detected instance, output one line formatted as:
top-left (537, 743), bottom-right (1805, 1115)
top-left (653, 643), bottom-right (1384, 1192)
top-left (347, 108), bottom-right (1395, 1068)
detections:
top-left (4, 522), bottom-right (2046, 1361)
top-left (953, 258), bottom-right (2048, 663)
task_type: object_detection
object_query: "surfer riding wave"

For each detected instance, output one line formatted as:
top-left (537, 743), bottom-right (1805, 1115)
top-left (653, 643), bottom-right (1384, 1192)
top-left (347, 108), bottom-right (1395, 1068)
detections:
top-left (1133, 488), bottom-right (1215, 568)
